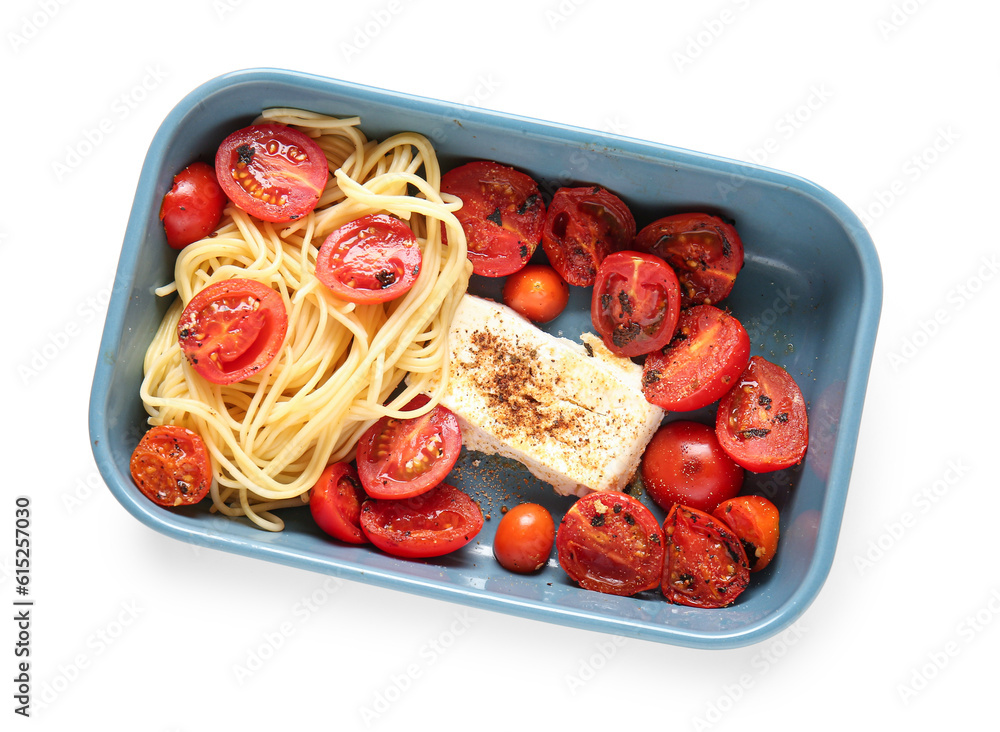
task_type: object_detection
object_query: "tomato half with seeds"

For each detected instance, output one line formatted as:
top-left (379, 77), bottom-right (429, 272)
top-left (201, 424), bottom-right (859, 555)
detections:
top-left (441, 160), bottom-right (546, 277)
top-left (129, 425), bottom-right (213, 507)
top-left (591, 250), bottom-right (681, 357)
top-left (493, 503), bottom-right (556, 574)
top-left (713, 496), bottom-right (780, 572)
top-left (556, 492), bottom-right (665, 596)
top-left (641, 305), bottom-right (751, 411)
top-left (633, 213), bottom-right (744, 306)
top-left (177, 279), bottom-right (288, 385)
top-left (360, 483), bottom-right (484, 558)
top-left (356, 395), bottom-right (463, 500)
top-left (160, 161), bottom-right (227, 249)
top-left (541, 186), bottom-right (636, 287)
top-left (641, 421), bottom-right (744, 514)
top-left (662, 504), bottom-right (750, 608)
top-left (316, 213), bottom-right (421, 304)
top-left (215, 123), bottom-right (328, 223)
top-left (716, 356), bottom-right (809, 472)
top-left (310, 462), bottom-right (369, 545)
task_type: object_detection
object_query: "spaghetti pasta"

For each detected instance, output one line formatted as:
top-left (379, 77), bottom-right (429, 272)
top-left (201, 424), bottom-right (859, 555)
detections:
top-left (139, 109), bottom-right (472, 531)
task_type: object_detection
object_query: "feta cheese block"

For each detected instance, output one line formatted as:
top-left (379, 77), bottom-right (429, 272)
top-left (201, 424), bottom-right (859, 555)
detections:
top-left (425, 294), bottom-right (665, 497)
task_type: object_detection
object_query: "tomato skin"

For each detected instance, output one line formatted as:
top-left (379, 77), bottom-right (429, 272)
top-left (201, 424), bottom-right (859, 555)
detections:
top-left (590, 250), bottom-right (681, 357)
top-left (356, 395), bottom-right (463, 500)
top-left (129, 425), bottom-right (213, 507)
top-left (713, 496), bottom-right (780, 572)
top-left (715, 356), bottom-right (809, 472)
top-left (501, 264), bottom-right (570, 323)
top-left (641, 421), bottom-right (744, 514)
top-left (661, 504), bottom-right (750, 608)
top-left (316, 214), bottom-right (421, 304)
top-left (441, 160), bottom-right (546, 277)
top-left (310, 462), bottom-right (369, 544)
top-left (556, 491), bottom-right (665, 596)
top-left (542, 186), bottom-right (636, 287)
top-left (177, 278), bottom-right (288, 385)
top-left (160, 162), bottom-right (227, 249)
top-left (493, 503), bottom-right (556, 573)
top-left (641, 305), bottom-right (751, 412)
top-left (215, 123), bottom-right (328, 223)
top-left (359, 483), bottom-right (484, 558)
top-left (633, 213), bottom-right (744, 306)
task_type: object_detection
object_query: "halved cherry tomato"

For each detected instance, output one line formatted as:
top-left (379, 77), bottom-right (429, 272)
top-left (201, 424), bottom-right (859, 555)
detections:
top-left (359, 483), bottom-right (483, 558)
top-left (177, 279), bottom-right (288, 385)
top-left (556, 491), bottom-right (665, 596)
top-left (591, 250), bottom-right (681, 357)
top-left (160, 162), bottom-right (227, 249)
top-left (641, 304), bottom-right (751, 411)
top-left (356, 395), bottom-right (463, 500)
top-left (129, 425), bottom-right (212, 507)
top-left (215, 123), bottom-right (328, 223)
top-left (713, 495), bottom-right (780, 572)
top-left (541, 186), bottom-right (636, 287)
top-left (441, 160), bottom-right (546, 277)
top-left (501, 264), bottom-right (570, 323)
top-left (316, 213), bottom-right (421, 304)
top-left (715, 356), bottom-right (809, 472)
top-left (662, 504), bottom-right (750, 608)
top-left (309, 462), bottom-right (369, 544)
top-left (641, 421), bottom-right (744, 514)
top-left (493, 503), bottom-right (556, 573)
top-left (633, 213), bottom-right (744, 306)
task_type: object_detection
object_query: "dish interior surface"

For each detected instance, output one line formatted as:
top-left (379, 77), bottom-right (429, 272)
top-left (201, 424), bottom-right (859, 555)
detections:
top-left (90, 69), bottom-right (881, 649)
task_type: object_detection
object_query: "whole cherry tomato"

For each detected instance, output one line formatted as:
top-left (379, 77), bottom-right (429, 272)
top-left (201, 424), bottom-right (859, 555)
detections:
top-left (502, 264), bottom-right (570, 323)
top-left (493, 503), bottom-right (556, 573)
top-left (641, 421), bottom-right (744, 514)
top-left (160, 161), bottom-right (226, 249)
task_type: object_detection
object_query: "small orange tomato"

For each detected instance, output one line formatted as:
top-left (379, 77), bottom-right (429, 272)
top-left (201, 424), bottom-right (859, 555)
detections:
top-left (712, 495), bottom-right (780, 571)
top-left (502, 265), bottom-right (570, 323)
top-left (493, 503), bottom-right (556, 573)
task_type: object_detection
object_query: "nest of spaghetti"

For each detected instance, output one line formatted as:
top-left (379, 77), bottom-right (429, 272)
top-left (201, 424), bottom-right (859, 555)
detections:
top-left (139, 109), bottom-right (472, 531)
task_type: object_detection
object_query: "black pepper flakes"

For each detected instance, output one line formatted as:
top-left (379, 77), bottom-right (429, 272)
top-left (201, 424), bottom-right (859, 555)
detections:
top-left (617, 289), bottom-right (634, 315)
top-left (237, 144), bottom-right (254, 165)
top-left (517, 194), bottom-right (538, 215)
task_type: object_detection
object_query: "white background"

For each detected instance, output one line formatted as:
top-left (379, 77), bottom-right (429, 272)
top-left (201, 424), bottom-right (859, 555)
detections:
top-left (4, 0), bottom-right (997, 729)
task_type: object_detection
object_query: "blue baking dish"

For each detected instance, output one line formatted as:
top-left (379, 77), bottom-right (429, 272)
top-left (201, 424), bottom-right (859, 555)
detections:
top-left (89, 68), bottom-right (881, 649)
